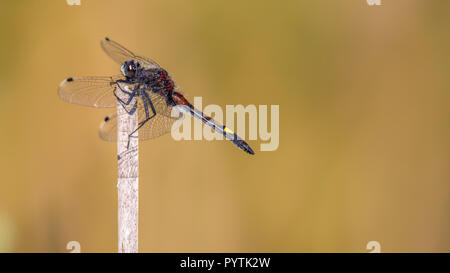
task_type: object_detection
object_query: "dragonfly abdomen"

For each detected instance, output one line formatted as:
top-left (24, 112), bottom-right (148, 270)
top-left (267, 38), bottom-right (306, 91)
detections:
top-left (179, 104), bottom-right (254, 155)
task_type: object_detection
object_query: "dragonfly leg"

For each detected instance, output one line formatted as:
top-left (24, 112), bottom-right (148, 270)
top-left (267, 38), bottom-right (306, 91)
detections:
top-left (113, 88), bottom-right (138, 116)
top-left (114, 85), bottom-right (139, 105)
top-left (142, 90), bottom-right (157, 117)
top-left (115, 79), bottom-right (135, 95)
top-left (126, 95), bottom-right (158, 149)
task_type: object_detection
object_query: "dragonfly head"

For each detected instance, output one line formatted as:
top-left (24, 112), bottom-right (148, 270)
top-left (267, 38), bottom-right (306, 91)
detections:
top-left (121, 60), bottom-right (137, 78)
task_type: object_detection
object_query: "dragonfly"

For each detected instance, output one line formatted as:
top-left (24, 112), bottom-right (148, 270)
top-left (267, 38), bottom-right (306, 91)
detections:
top-left (58, 37), bottom-right (254, 155)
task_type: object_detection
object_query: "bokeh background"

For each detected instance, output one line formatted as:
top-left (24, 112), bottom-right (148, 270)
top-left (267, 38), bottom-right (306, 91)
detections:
top-left (0, 0), bottom-right (449, 252)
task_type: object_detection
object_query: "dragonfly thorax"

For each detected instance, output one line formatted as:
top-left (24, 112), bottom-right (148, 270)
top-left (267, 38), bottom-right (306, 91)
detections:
top-left (139, 68), bottom-right (175, 93)
top-left (121, 60), bottom-right (175, 93)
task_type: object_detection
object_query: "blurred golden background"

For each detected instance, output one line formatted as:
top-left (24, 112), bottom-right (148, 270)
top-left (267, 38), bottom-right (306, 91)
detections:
top-left (0, 0), bottom-right (449, 252)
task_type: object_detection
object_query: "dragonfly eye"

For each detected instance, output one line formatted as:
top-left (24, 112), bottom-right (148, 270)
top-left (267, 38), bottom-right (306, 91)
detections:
top-left (121, 61), bottom-right (136, 77)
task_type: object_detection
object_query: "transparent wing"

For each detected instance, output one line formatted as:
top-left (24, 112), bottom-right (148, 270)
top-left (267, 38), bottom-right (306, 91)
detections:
top-left (100, 37), bottom-right (160, 69)
top-left (144, 90), bottom-right (184, 119)
top-left (99, 96), bottom-right (184, 142)
top-left (58, 75), bottom-right (124, 108)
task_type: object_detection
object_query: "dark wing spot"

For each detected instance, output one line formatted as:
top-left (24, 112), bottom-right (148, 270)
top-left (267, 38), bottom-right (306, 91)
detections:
top-left (104, 116), bottom-right (110, 122)
top-left (67, 77), bottom-right (73, 82)
top-left (105, 37), bottom-right (110, 41)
